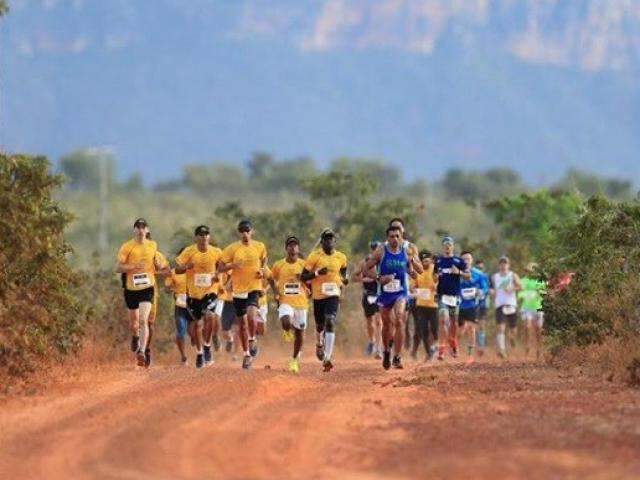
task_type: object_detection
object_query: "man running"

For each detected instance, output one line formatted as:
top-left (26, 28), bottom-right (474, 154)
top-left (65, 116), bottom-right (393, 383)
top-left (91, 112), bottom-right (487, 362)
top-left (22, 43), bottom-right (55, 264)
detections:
top-left (410, 250), bottom-right (439, 361)
top-left (519, 262), bottom-right (546, 359)
top-left (255, 265), bottom-right (273, 336)
top-left (301, 229), bottom-right (348, 372)
top-left (176, 225), bottom-right (222, 368)
top-left (435, 236), bottom-right (471, 360)
top-left (116, 218), bottom-right (166, 367)
top-left (165, 247), bottom-right (191, 365)
top-left (474, 259), bottom-right (491, 356)
top-left (365, 225), bottom-right (423, 370)
top-left (491, 256), bottom-right (522, 358)
top-left (351, 240), bottom-right (383, 359)
top-left (271, 236), bottom-right (309, 374)
top-left (458, 251), bottom-right (484, 364)
top-left (145, 234), bottom-right (170, 368)
top-left (218, 220), bottom-right (268, 369)
top-left (217, 271), bottom-right (239, 358)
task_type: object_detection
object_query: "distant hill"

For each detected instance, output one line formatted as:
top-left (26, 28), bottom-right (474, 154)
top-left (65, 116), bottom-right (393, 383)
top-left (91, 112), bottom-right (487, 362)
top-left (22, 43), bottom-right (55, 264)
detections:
top-left (1, 0), bottom-right (638, 183)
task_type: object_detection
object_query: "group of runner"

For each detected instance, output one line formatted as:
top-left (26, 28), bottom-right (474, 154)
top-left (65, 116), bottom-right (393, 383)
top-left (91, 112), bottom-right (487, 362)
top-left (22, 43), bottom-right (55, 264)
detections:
top-left (116, 217), bottom-right (546, 372)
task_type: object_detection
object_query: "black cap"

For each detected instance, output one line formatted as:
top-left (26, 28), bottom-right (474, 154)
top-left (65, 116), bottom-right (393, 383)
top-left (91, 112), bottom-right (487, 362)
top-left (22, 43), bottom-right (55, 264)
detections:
top-left (237, 219), bottom-right (253, 231)
top-left (194, 225), bottom-right (210, 236)
top-left (320, 228), bottom-right (336, 240)
top-left (419, 249), bottom-right (432, 260)
top-left (285, 236), bottom-right (300, 246)
top-left (133, 218), bottom-right (148, 228)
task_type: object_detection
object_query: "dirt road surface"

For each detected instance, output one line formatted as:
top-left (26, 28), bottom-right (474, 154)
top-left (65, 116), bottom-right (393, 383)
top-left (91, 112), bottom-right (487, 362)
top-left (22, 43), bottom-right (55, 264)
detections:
top-left (1, 355), bottom-right (639, 480)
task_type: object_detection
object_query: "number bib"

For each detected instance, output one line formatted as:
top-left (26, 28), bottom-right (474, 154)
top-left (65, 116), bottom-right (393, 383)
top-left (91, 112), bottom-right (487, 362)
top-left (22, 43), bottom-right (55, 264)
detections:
top-left (441, 294), bottom-right (458, 307)
top-left (416, 289), bottom-right (431, 301)
top-left (502, 305), bottom-right (517, 315)
top-left (284, 283), bottom-right (301, 295)
top-left (175, 293), bottom-right (187, 308)
top-left (461, 288), bottom-right (477, 300)
top-left (382, 279), bottom-right (402, 293)
top-left (132, 273), bottom-right (151, 288)
top-left (194, 273), bottom-right (213, 288)
top-left (321, 282), bottom-right (340, 296)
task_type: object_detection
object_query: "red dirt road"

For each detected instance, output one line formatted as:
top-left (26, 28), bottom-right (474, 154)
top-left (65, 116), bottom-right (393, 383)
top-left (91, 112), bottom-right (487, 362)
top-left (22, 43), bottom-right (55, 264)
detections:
top-left (1, 356), bottom-right (639, 479)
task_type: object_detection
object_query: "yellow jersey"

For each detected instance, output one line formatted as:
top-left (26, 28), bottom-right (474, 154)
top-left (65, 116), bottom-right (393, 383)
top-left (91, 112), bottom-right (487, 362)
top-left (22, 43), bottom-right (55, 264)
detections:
top-left (304, 249), bottom-right (348, 300)
top-left (176, 244), bottom-right (222, 300)
top-left (411, 264), bottom-right (438, 308)
top-left (117, 238), bottom-right (159, 291)
top-left (271, 257), bottom-right (308, 309)
top-left (220, 240), bottom-right (267, 294)
top-left (165, 269), bottom-right (188, 308)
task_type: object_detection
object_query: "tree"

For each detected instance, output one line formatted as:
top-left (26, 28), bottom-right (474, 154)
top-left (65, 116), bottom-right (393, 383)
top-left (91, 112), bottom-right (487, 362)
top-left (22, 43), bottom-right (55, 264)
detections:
top-left (439, 167), bottom-right (526, 204)
top-left (0, 1), bottom-right (8, 17)
top-left (59, 148), bottom-right (116, 190)
top-left (554, 168), bottom-right (633, 200)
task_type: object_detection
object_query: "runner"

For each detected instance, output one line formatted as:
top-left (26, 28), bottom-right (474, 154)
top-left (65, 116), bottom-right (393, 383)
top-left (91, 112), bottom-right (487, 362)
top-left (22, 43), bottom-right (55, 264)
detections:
top-left (175, 225), bottom-right (222, 368)
top-left (217, 271), bottom-right (239, 358)
top-left (409, 249), bottom-right (438, 361)
top-left (271, 236), bottom-right (309, 374)
top-left (255, 265), bottom-right (273, 336)
top-left (458, 251), bottom-right (484, 364)
top-left (518, 262), bottom-right (546, 359)
top-left (164, 247), bottom-right (191, 365)
top-left (301, 229), bottom-right (348, 372)
top-left (474, 259), bottom-right (491, 356)
top-left (116, 218), bottom-right (166, 367)
top-left (218, 220), bottom-right (268, 369)
top-left (145, 232), bottom-right (171, 368)
top-left (491, 256), bottom-right (522, 359)
top-left (365, 225), bottom-right (423, 370)
top-left (350, 240), bottom-right (383, 359)
top-left (435, 236), bottom-right (471, 360)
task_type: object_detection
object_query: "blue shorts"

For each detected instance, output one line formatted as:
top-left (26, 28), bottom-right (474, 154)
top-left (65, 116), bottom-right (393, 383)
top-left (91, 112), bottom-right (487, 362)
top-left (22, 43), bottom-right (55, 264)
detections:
top-left (175, 306), bottom-right (191, 339)
top-left (377, 292), bottom-right (406, 309)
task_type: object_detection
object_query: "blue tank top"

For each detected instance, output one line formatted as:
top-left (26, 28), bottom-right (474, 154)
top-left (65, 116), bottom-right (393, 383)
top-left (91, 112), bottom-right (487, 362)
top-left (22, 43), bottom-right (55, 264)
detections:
top-left (378, 245), bottom-right (409, 296)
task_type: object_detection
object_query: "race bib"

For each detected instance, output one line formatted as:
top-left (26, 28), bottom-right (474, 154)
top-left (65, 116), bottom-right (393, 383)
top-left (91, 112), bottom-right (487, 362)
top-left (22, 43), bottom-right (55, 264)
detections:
top-left (284, 283), bottom-right (301, 295)
top-left (416, 289), bottom-right (431, 301)
top-left (382, 279), bottom-right (402, 293)
top-left (321, 282), bottom-right (340, 296)
top-left (441, 294), bottom-right (458, 307)
top-left (233, 292), bottom-right (249, 299)
top-left (175, 293), bottom-right (187, 308)
top-left (132, 273), bottom-right (151, 288)
top-left (502, 305), bottom-right (517, 315)
top-left (367, 295), bottom-right (377, 305)
top-left (194, 273), bottom-right (213, 288)
top-left (461, 288), bottom-right (477, 300)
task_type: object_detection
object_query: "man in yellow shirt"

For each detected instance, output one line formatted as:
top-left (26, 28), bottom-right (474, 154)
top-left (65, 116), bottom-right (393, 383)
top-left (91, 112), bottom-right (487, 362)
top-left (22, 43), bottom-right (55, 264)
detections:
top-left (176, 225), bottom-right (222, 368)
top-left (116, 218), bottom-right (166, 367)
top-left (146, 241), bottom-right (170, 367)
top-left (256, 265), bottom-right (273, 336)
top-left (217, 272), bottom-right (239, 357)
top-left (271, 236), bottom-right (309, 373)
top-left (165, 246), bottom-right (191, 365)
top-left (218, 220), bottom-right (268, 369)
top-left (300, 229), bottom-right (348, 372)
top-left (409, 250), bottom-right (439, 361)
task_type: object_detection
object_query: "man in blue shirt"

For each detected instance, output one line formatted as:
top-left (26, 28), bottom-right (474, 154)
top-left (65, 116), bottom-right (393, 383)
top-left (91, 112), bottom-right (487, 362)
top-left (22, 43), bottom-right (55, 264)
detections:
top-left (435, 236), bottom-right (471, 360)
top-left (473, 259), bottom-right (491, 356)
top-left (459, 251), bottom-right (484, 364)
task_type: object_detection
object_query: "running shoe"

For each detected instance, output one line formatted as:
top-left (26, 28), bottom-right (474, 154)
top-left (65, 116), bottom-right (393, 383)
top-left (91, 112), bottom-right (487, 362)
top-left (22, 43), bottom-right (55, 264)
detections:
top-left (322, 359), bottom-right (333, 372)
top-left (135, 350), bottom-right (145, 367)
top-left (374, 349), bottom-right (383, 360)
top-left (392, 355), bottom-right (403, 369)
top-left (288, 358), bottom-right (300, 374)
top-left (196, 353), bottom-right (204, 369)
top-left (451, 347), bottom-right (459, 359)
top-left (366, 342), bottom-right (375, 356)
top-left (131, 336), bottom-right (139, 353)
top-left (315, 343), bottom-right (325, 361)
top-left (144, 349), bottom-right (151, 368)
top-left (428, 346), bottom-right (437, 360)
top-left (382, 350), bottom-right (391, 370)
top-left (437, 352), bottom-right (445, 361)
top-left (181, 356), bottom-right (188, 366)
top-left (497, 350), bottom-right (507, 360)
top-left (249, 339), bottom-right (259, 357)
top-left (225, 340), bottom-right (233, 353)
top-left (203, 345), bottom-right (212, 365)
top-left (212, 335), bottom-right (221, 352)
top-left (282, 330), bottom-right (294, 343)
top-left (242, 355), bottom-right (252, 369)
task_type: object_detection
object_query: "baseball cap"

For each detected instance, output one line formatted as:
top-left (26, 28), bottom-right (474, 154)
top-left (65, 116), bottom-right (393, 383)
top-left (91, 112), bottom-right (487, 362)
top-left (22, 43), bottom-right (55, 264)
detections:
top-left (237, 219), bottom-right (253, 231)
top-left (442, 236), bottom-right (454, 245)
top-left (320, 228), bottom-right (336, 240)
top-left (194, 225), bottom-right (210, 236)
top-left (133, 218), bottom-right (148, 228)
top-left (285, 235), bottom-right (300, 246)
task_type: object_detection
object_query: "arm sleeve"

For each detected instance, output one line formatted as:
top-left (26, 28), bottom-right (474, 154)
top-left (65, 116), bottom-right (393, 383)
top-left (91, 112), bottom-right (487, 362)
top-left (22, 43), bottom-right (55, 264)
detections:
top-left (117, 244), bottom-right (130, 263)
top-left (175, 247), bottom-right (191, 266)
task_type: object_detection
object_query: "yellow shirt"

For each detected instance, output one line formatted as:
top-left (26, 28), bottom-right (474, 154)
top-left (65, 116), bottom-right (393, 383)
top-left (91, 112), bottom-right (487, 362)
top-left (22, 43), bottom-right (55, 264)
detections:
top-left (165, 269), bottom-right (188, 308)
top-left (220, 240), bottom-right (267, 294)
top-left (259, 265), bottom-right (272, 307)
top-left (411, 264), bottom-right (437, 308)
top-left (117, 238), bottom-right (159, 291)
top-left (304, 249), bottom-right (348, 300)
top-left (176, 244), bottom-right (222, 300)
top-left (272, 257), bottom-right (308, 309)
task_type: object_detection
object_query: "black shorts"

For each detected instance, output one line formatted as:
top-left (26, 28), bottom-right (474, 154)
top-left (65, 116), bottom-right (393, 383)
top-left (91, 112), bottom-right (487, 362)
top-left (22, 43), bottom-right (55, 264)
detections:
top-left (188, 293), bottom-right (218, 320)
top-left (232, 290), bottom-right (261, 317)
top-left (313, 296), bottom-right (340, 333)
top-left (124, 287), bottom-right (154, 310)
top-left (458, 307), bottom-right (478, 326)
top-left (361, 293), bottom-right (379, 317)
top-left (221, 301), bottom-right (237, 331)
top-left (496, 306), bottom-right (518, 328)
